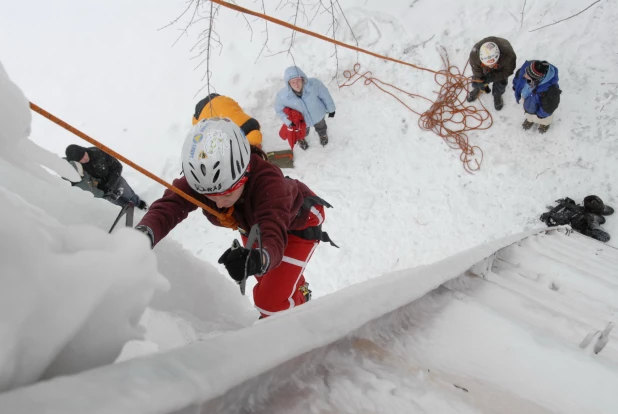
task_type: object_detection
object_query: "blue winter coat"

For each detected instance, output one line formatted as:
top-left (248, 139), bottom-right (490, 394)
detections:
top-left (513, 61), bottom-right (561, 118)
top-left (274, 66), bottom-right (336, 127)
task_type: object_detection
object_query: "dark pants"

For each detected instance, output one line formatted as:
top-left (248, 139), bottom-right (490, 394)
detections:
top-left (305, 118), bottom-right (328, 138)
top-left (106, 176), bottom-right (142, 208)
top-left (491, 79), bottom-right (508, 97)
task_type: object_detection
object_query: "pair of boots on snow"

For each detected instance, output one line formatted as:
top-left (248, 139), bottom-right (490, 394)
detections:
top-left (467, 84), bottom-right (551, 134)
top-left (540, 195), bottom-right (614, 242)
top-left (297, 135), bottom-right (328, 150)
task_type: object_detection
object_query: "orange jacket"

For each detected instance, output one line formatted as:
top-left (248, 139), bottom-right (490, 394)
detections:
top-left (192, 94), bottom-right (263, 146)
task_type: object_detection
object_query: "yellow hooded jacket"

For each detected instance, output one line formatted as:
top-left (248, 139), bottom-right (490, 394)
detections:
top-left (192, 94), bottom-right (263, 147)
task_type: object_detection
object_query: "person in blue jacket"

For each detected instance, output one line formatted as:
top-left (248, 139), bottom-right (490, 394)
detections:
top-left (513, 60), bottom-right (561, 134)
top-left (274, 66), bottom-right (336, 149)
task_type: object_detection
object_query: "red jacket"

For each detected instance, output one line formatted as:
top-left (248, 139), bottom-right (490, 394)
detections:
top-left (137, 154), bottom-right (317, 269)
top-left (279, 107), bottom-right (307, 149)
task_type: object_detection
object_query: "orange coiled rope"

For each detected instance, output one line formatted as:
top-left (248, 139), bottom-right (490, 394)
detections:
top-left (30, 102), bottom-right (239, 229)
top-left (340, 55), bottom-right (491, 173)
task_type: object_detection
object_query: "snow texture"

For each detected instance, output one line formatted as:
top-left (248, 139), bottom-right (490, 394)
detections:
top-left (1, 0), bottom-right (618, 411)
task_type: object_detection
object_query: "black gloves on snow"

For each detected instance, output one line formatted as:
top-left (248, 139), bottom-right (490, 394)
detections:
top-left (218, 243), bottom-right (264, 282)
top-left (328, 112), bottom-right (335, 118)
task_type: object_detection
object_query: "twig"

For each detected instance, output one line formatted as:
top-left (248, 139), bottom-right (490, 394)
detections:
top-left (520, 0), bottom-right (527, 28)
top-left (255, 0), bottom-right (271, 62)
top-left (192, 2), bottom-right (220, 100)
top-left (288, 0), bottom-right (301, 54)
top-left (529, 0), bottom-right (601, 32)
top-left (536, 168), bottom-right (550, 179)
top-left (330, 0), bottom-right (339, 84)
top-left (229, 0), bottom-right (254, 41)
top-left (335, 0), bottom-right (359, 61)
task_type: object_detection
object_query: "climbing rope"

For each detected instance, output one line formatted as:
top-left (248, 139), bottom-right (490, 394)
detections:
top-left (30, 102), bottom-right (239, 229)
top-left (339, 55), bottom-right (490, 173)
top-left (212, 0), bottom-right (491, 172)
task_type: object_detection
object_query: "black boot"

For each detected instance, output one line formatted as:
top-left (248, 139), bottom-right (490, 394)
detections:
top-left (522, 119), bottom-right (534, 130)
top-left (584, 195), bottom-right (614, 215)
top-left (586, 218), bottom-right (611, 242)
top-left (137, 200), bottom-right (148, 211)
top-left (538, 124), bottom-right (550, 134)
top-left (319, 135), bottom-right (328, 146)
top-left (467, 88), bottom-right (480, 103)
top-left (298, 139), bottom-right (309, 150)
top-left (493, 94), bottom-right (504, 111)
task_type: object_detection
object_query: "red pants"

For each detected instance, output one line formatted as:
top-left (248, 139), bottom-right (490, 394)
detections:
top-left (245, 204), bottom-right (325, 318)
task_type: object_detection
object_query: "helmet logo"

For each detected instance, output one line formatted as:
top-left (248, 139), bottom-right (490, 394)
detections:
top-left (204, 130), bottom-right (230, 157)
top-left (198, 150), bottom-right (207, 159)
top-left (193, 133), bottom-right (204, 143)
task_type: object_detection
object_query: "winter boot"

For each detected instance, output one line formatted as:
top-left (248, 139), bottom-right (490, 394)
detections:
top-left (584, 195), bottom-right (615, 216)
top-left (585, 218), bottom-right (611, 243)
top-left (319, 135), bottom-right (328, 146)
top-left (522, 119), bottom-right (534, 130)
top-left (297, 139), bottom-right (309, 150)
top-left (137, 200), bottom-right (148, 211)
top-left (493, 94), bottom-right (504, 111)
top-left (467, 88), bottom-right (480, 103)
top-left (299, 282), bottom-right (312, 303)
top-left (538, 124), bottom-right (550, 134)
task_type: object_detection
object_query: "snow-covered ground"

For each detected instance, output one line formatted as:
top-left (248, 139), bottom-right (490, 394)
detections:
top-left (1, 0), bottom-right (618, 411)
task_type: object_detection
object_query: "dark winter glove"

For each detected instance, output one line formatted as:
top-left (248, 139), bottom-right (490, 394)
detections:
top-left (328, 111), bottom-right (335, 118)
top-left (483, 73), bottom-right (495, 84)
top-left (135, 225), bottom-right (155, 248)
top-left (218, 242), bottom-right (265, 282)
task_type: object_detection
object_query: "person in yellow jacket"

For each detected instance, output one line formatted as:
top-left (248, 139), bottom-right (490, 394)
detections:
top-left (192, 93), bottom-right (263, 147)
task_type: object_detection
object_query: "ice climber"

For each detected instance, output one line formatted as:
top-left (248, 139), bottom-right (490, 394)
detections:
top-left (65, 144), bottom-right (147, 210)
top-left (467, 37), bottom-right (517, 111)
top-left (134, 117), bottom-right (337, 318)
top-left (274, 66), bottom-right (336, 150)
top-left (512, 60), bottom-right (561, 134)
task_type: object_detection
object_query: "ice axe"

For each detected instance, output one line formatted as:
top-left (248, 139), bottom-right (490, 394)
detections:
top-left (232, 223), bottom-right (262, 295)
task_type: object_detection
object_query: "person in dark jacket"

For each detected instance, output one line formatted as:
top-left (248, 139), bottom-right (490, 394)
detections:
top-left (135, 118), bottom-right (336, 318)
top-left (467, 37), bottom-right (517, 111)
top-left (512, 60), bottom-right (561, 133)
top-left (65, 145), bottom-right (147, 210)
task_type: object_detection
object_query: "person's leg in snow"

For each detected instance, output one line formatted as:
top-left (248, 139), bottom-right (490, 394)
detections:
top-left (492, 79), bottom-right (507, 111)
top-left (314, 118), bottom-right (328, 146)
top-left (251, 204), bottom-right (325, 318)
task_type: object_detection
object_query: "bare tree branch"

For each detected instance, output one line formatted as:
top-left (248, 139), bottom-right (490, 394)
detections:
top-left (520, 0), bottom-right (527, 28)
top-left (529, 0), bottom-right (601, 32)
top-left (329, 0), bottom-right (340, 84)
top-left (229, 0), bottom-right (254, 41)
top-left (287, 0), bottom-right (301, 55)
top-left (255, 0), bottom-right (271, 62)
top-left (192, 2), bottom-right (220, 100)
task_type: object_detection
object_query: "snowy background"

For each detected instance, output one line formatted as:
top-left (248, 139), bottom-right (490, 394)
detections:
top-left (1, 0), bottom-right (618, 410)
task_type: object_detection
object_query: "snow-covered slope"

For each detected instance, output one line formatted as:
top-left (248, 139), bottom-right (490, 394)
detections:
top-left (2, 227), bottom-right (617, 413)
top-left (1, 0), bottom-right (618, 411)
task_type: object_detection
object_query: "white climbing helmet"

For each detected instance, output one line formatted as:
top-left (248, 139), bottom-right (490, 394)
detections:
top-left (479, 42), bottom-right (500, 66)
top-left (181, 117), bottom-right (251, 194)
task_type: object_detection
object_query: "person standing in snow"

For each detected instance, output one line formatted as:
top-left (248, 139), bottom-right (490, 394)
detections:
top-left (192, 93), bottom-right (263, 148)
top-left (274, 66), bottom-right (336, 150)
top-left (65, 145), bottom-right (147, 210)
top-left (134, 118), bottom-right (337, 319)
top-left (512, 60), bottom-right (561, 134)
top-left (467, 37), bottom-right (517, 111)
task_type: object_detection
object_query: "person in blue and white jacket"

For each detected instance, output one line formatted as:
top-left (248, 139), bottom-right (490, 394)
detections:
top-left (512, 60), bottom-right (561, 134)
top-left (274, 66), bottom-right (336, 149)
